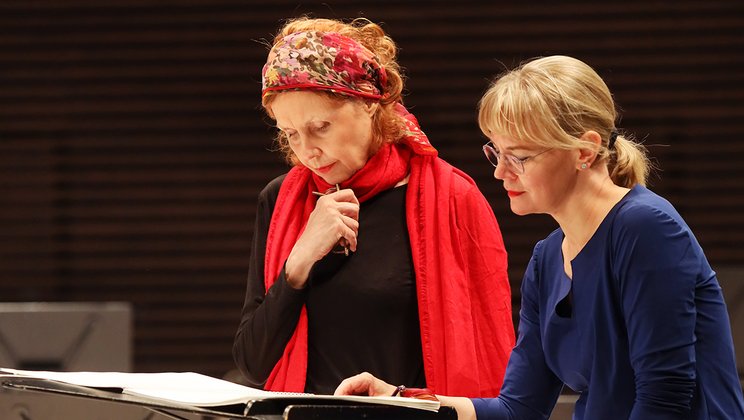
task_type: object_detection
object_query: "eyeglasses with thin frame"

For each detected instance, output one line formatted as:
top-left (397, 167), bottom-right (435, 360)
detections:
top-left (482, 143), bottom-right (552, 175)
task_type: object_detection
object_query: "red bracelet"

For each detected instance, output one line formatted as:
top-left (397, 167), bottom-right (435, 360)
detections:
top-left (391, 385), bottom-right (438, 401)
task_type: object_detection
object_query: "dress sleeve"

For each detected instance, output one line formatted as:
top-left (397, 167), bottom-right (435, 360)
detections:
top-left (232, 179), bottom-right (307, 387)
top-left (472, 243), bottom-right (563, 420)
top-left (613, 205), bottom-right (698, 418)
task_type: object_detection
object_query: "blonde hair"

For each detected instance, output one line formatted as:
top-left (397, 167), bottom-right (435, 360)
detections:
top-left (478, 55), bottom-right (651, 187)
top-left (263, 17), bottom-right (405, 165)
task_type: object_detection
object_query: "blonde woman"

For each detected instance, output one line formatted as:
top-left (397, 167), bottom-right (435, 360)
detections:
top-left (336, 55), bottom-right (744, 419)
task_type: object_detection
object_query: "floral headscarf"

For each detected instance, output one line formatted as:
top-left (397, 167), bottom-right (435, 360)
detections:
top-left (262, 31), bottom-right (387, 100)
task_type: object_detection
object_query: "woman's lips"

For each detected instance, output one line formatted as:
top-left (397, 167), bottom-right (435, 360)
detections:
top-left (315, 162), bottom-right (335, 174)
top-left (507, 190), bottom-right (524, 198)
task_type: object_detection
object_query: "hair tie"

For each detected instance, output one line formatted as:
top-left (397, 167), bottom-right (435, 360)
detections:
top-left (608, 130), bottom-right (619, 150)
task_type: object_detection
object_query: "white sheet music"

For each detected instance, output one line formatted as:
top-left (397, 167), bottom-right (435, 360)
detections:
top-left (0, 368), bottom-right (439, 411)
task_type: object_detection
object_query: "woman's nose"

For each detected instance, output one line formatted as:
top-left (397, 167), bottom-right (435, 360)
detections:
top-left (298, 138), bottom-right (321, 160)
top-left (493, 160), bottom-right (506, 180)
top-left (493, 159), bottom-right (514, 181)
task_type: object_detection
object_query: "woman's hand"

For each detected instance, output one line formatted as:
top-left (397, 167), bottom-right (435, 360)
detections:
top-left (335, 372), bottom-right (477, 420)
top-left (285, 188), bottom-right (360, 288)
top-left (334, 372), bottom-right (396, 397)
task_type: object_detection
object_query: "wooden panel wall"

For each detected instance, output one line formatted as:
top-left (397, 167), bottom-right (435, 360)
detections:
top-left (1, 0), bottom-right (742, 378)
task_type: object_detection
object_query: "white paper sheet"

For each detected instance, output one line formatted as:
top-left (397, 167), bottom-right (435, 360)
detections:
top-left (0, 368), bottom-right (440, 411)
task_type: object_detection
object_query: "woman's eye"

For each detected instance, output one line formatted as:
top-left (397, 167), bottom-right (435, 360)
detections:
top-left (284, 134), bottom-right (299, 145)
top-left (510, 152), bottom-right (530, 161)
top-left (314, 122), bottom-right (330, 133)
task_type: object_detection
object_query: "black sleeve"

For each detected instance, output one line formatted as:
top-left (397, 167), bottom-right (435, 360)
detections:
top-left (232, 174), bottom-right (308, 387)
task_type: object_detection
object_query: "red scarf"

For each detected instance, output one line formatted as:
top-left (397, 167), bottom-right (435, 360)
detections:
top-left (263, 106), bottom-right (513, 397)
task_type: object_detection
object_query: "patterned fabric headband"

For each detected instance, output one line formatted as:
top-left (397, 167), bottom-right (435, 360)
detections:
top-left (262, 31), bottom-right (387, 100)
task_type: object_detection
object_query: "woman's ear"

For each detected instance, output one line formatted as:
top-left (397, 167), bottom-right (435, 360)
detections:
top-left (362, 100), bottom-right (379, 117)
top-left (578, 130), bottom-right (601, 168)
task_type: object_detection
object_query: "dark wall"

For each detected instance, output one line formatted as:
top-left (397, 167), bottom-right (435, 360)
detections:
top-left (1, 1), bottom-right (743, 377)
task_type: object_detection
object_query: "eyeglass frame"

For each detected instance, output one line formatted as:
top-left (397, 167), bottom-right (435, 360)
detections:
top-left (482, 142), bottom-right (553, 175)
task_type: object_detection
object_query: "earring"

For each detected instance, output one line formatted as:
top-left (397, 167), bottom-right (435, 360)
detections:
top-left (580, 163), bottom-right (588, 170)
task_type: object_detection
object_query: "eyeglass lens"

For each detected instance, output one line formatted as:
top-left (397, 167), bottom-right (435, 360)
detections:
top-left (483, 144), bottom-right (524, 174)
top-left (483, 144), bottom-right (499, 167)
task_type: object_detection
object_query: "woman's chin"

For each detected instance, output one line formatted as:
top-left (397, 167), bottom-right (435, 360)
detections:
top-left (316, 168), bottom-right (356, 186)
top-left (509, 203), bottom-right (532, 216)
top-left (317, 173), bottom-right (338, 185)
top-left (315, 172), bottom-right (345, 186)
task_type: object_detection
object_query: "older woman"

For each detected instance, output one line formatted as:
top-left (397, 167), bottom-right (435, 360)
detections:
top-left (335, 55), bottom-right (744, 419)
top-left (232, 17), bottom-right (514, 397)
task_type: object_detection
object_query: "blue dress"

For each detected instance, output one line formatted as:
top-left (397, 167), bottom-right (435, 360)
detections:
top-left (473, 185), bottom-right (744, 419)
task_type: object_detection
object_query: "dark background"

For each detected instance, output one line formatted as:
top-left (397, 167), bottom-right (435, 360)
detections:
top-left (1, 0), bottom-right (743, 378)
